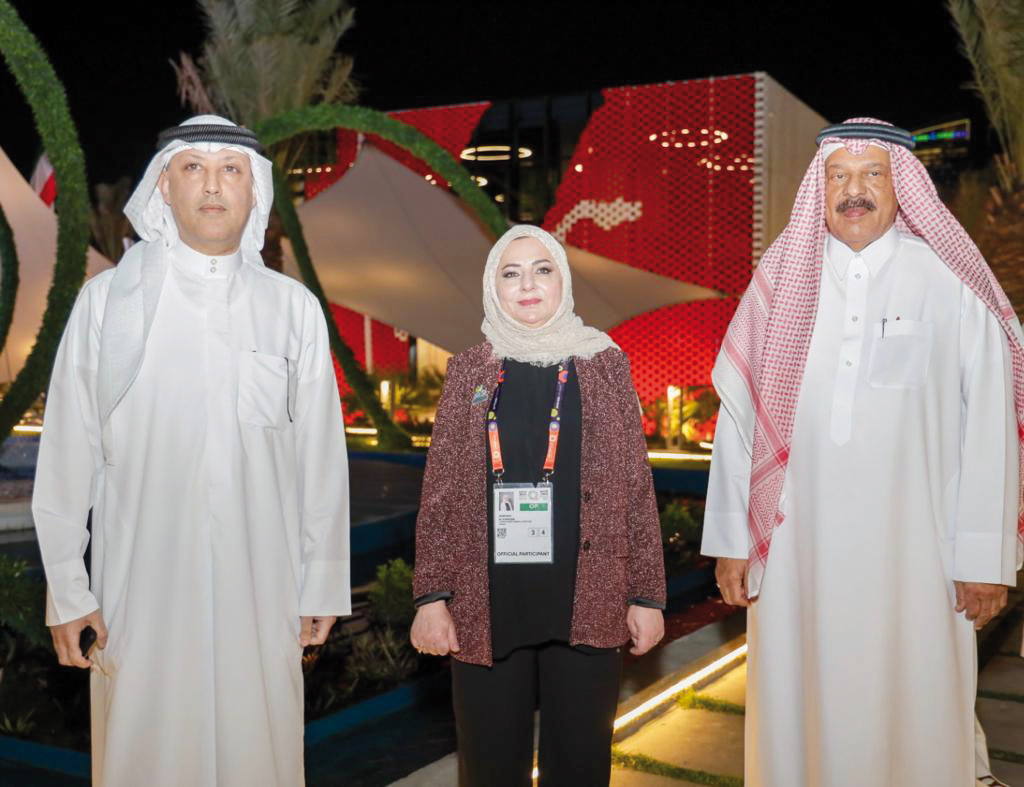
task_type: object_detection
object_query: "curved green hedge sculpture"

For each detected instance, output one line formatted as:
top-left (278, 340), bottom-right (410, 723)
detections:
top-left (255, 106), bottom-right (508, 450)
top-left (256, 105), bottom-right (507, 237)
top-left (0, 203), bottom-right (19, 362)
top-left (0, 1), bottom-right (90, 438)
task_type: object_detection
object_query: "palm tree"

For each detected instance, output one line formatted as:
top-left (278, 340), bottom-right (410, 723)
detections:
top-left (90, 178), bottom-right (134, 263)
top-left (949, 0), bottom-right (1024, 315)
top-left (173, 0), bottom-right (357, 176)
top-left (174, 0), bottom-right (412, 448)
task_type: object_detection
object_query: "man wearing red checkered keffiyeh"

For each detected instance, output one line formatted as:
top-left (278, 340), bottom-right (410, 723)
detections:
top-left (701, 118), bottom-right (1023, 787)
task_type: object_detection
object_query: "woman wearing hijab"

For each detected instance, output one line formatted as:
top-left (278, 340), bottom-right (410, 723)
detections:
top-left (411, 225), bottom-right (666, 786)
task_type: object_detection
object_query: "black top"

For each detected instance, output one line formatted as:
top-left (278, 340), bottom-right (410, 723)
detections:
top-left (486, 359), bottom-right (582, 660)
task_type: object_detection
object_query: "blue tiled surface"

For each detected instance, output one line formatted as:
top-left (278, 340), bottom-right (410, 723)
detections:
top-left (0, 436), bottom-right (38, 480)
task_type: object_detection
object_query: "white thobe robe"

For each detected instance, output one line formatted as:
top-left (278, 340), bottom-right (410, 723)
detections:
top-left (33, 243), bottom-right (351, 787)
top-left (702, 227), bottom-right (1019, 787)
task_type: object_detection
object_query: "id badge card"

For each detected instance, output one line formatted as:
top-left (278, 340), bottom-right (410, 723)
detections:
top-left (493, 482), bottom-right (554, 564)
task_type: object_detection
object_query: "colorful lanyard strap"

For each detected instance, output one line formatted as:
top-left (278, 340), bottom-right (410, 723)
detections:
top-left (487, 361), bottom-right (569, 483)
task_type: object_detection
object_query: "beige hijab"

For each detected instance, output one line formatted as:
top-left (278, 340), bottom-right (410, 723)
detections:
top-left (482, 225), bottom-right (618, 366)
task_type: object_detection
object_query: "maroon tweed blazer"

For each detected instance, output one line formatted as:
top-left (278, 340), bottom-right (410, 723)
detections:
top-left (413, 341), bottom-right (666, 666)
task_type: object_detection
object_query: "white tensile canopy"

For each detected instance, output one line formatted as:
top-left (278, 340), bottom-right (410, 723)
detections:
top-left (286, 145), bottom-right (721, 354)
top-left (0, 146), bottom-right (111, 381)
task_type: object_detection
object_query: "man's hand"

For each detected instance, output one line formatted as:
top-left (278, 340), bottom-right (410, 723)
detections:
top-left (50, 609), bottom-right (107, 669)
top-left (300, 616), bottom-right (336, 647)
top-left (626, 605), bottom-right (664, 656)
top-left (410, 600), bottom-right (460, 656)
top-left (954, 581), bottom-right (1008, 630)
top-left (715, 557), bottom-right (750, 607)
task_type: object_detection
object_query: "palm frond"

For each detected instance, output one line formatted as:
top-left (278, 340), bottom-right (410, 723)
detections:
top-left (949, 0), bottom-right (1024, 190)
top-left (172, 0), bottom-right (359, 170)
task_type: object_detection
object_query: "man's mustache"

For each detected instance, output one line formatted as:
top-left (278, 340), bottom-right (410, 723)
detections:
top-left (836, 197), bottom-right (876, 213)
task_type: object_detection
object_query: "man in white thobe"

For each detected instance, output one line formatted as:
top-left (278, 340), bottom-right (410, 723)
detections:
top-left (702, 118), bottom-right (1022, 786)
top-left (33, 115), bottom-right (351, 787)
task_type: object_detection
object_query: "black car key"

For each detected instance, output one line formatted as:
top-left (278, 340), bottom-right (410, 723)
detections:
top-left (79, 625), bottom-right (97, 659)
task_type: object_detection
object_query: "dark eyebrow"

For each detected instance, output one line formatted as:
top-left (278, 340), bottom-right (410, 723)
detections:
top-left (826, 160), bottom-right (888, 172)
top-left (500, 257), bottom-right (553, 269)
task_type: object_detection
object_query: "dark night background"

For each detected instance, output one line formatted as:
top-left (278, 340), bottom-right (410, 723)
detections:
top-left (0, 0), bottom-right (991, 187)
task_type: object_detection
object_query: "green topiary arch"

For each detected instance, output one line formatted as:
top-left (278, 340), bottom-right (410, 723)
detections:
top-left (254, 105), bottom-right (507, 238)
top-left (0, 0), bottom-right (91, 439)
top-left (254, 105), bottom-right (508, 450)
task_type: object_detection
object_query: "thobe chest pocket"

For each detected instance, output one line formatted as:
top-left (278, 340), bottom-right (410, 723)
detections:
top-left (867, 320), bottom-right (932, 389)
top-left (238, 351), bottom-right (297, 429)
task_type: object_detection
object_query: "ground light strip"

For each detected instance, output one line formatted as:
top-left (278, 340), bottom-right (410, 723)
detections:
top-left (612, 643), bottom-right (748, 731)
top-left (647, 450), bottom-right (713, 462)
top-left (342, 427), bottom-right (714, 461)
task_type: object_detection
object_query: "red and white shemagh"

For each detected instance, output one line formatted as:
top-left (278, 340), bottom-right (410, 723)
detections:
top-left (720, 117), bottom-right (1024, 591)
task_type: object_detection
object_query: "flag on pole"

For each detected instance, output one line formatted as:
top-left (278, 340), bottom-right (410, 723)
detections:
top-left (30, 153), bottom-right (56, 207)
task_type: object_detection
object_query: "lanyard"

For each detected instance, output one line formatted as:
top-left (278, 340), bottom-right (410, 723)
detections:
top-left (487, 361), bottom-right (569, 483)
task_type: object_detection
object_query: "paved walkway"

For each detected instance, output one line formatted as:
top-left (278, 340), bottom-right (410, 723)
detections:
top-left (977, 613), bottom-right (1024, 786)
top-left (393, 612), bottom-right (1024, 786)
top-left (610, 619), bottom-right (1023, 787)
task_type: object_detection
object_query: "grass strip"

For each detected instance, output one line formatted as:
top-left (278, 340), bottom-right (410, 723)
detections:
top-left (677, 689), bottom-right (746, 715)
top-left (990, 748), bottom-right (1024, 765)
top-left (611, 748), bottom-right (743, 786)
top-left (978, 688), bottom-right (1024, 705)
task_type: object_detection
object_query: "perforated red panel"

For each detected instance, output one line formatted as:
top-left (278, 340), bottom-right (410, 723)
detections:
top-left (328, 303), bottom-right (367, 422)
top-left (305, 102), bottom-right (491, 199)
top-left (327, 303), bottom-right (411, 423)
top-left (328, 304), bottom-right (410, 387)
top-left (371, 319), bottom-right (410, 373)
top-left (371, 103), bottom-right (491, 185)
top-left (610, 299), bottom-right (739, 403)
top-left (305, 132), bottom-right (359, 199)
top-left (542, 76), bottom-right (756, 402)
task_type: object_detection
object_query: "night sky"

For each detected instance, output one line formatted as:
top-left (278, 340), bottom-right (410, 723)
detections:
top-left (0, 0), bottom-right (989, 187)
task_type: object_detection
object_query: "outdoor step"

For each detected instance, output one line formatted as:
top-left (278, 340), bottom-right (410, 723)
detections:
top-left (616, 704), bottom-right (744, 780)
top-left (976, 696), bottom-right (1024, 760)
top-left (978, 655), bottom-right (1024, 699)
top-left (610, 765), bottom-right (705, 786)
top-left (700, 663), bottom-right (747, 707)
top-left (989, 758), bottom-right (1024, 786)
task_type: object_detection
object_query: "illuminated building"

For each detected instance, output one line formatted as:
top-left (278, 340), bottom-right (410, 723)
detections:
top-left (301, 74), bottom-right (826, 405)
top-left (910, 118), bottom-right (972, 189)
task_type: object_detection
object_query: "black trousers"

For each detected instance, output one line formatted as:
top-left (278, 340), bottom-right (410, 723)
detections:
top-left (451, 641), bottom-right (621, 787)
